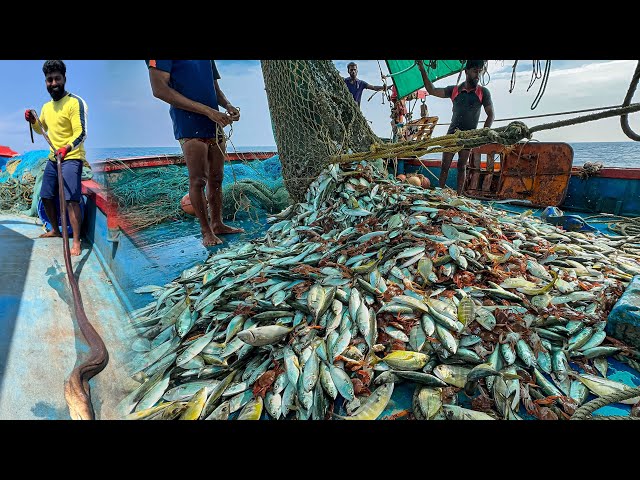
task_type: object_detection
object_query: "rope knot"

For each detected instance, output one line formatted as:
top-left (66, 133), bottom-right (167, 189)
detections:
top-left (486, 130), bottom-right (500, 142)
top-left (578, 162), bottom-right (603, 180)
top-left (505, 121), bottom-right (531, 140)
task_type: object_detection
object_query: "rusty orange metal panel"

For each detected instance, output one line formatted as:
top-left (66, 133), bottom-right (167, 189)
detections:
top-left (464, 142), bottom-right (573, 207)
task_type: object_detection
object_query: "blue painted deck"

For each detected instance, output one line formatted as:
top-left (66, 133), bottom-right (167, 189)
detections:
top-left (95, 176), bottom-right (639, 419)
top-left (0, 213), bottom-right (136, 420)
top-left (75, 155), bottom-right (640, 417)
top-left (87, 210), bottom-right (269, 312)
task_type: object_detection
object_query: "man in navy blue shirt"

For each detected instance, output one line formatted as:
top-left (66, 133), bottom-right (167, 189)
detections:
top-left (416, 60), bottom-right (495, 194)
top-left (344, 62), bottom-right (386, 106)
top-left (146, 60), bottom-right (243, 246)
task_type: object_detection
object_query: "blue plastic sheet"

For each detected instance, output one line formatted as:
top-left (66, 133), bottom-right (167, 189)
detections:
top-left (607, 275), bottom-right (640, 349)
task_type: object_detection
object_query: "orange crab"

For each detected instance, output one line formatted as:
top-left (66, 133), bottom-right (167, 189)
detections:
top-left (292, 281), bottom-right (312, 299)
top-left (291, 264), bottom-right (323, 276)
top-left (233, 304), bottom-right (256, 317)
top-left (252, 362), bottom-right (284, 398)
top-left (351, 378), bottom-right (371, 396)
top-left (453, 271), bottom-right (476, 288)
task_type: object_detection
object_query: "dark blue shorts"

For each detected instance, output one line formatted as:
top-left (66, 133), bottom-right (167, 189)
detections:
top-left (39, 159), bottom-right (83, 202)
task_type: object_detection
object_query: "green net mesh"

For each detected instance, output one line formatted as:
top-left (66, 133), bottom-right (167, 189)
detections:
top-left (1, 150), bottom-right (93, 216)
top-left (105, 156), bottom-right (291, 232)
top-left (261, 60), bottom-right (381, 202)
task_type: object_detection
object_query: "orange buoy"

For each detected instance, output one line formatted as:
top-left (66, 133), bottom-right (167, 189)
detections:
top-left (180, 193), bottom-right (196, 216)
top-left (407, 175), bottom-right (421, 186)
top-left (397, 174), bottom-right (406, 182)
top-left (417, 174), bottom-right (431, 189)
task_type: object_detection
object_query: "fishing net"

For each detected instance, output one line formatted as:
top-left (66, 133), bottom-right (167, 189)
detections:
top-left (105, 155), bottom-right (291, 232)
top-left (261, 60), bottom-right (537, 195)
top-left (0, 150), bottom-right (49, 215)
top-left (261, 60), bottom-right (382, 202)
top-left (0, 149), bottom-right (94, 216)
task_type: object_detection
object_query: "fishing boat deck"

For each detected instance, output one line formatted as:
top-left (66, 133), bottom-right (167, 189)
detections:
top-left (71, 155), bottom-right (640, 418)
top-left (0, 214), bottom-right (135, 419)
top-left (121, 202), bottom-right (619, 307)
top-left (105, 202), bottom-right (640, 419)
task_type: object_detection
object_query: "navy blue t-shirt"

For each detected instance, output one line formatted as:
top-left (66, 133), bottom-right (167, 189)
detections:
top-left (344, 77), bottom-right (371, 106)
top-left (146, 60), bottom-right (221, 139)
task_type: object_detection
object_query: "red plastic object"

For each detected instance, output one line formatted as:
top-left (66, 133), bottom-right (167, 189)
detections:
top-left (0, 145), bottom-right (19, 157)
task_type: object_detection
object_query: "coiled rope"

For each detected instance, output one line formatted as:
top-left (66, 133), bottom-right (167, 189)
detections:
top-left (582, 214), bottom-right (640, 236)
top-left (571, 352), bottom-right (640, 420)
top-left (570, 386), bottom-right (640, 420)
top-left (329, 103), bottom-right (640, 165)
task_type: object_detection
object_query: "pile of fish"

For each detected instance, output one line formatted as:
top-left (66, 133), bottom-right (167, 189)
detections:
top-left (121, 162), bottom-right (640, 420)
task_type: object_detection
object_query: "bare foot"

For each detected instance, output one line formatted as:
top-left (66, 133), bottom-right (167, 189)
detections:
top-left (70, 240), bottom-right (82, 256)
top-left (202, 231), bottom-right (223, 247)
top-left (211, 223), bottom-right (245, 234)
top-left (39, 230), bottom-right (62, 238)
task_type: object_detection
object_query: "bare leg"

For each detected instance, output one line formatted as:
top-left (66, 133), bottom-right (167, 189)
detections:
top-left (456, 149), bottom-right (472, 195)
top-left (207, 141), bottom-right (244, 235)
top-left (440, 152), bottom-right (455, 188)
top-left (67, 201), bottom-right (82, 256)
top-left (182, 139), bottom-right (222, 246)
top-left (39, 197), bottom-right (62, 238)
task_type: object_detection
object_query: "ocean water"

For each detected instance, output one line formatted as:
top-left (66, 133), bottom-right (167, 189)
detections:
top-left (85, 146), bottom-right (277, 163)
top-left (84, 142), bottom-right (640, 168)
top-left (568, 142), bottom-right (640, 167)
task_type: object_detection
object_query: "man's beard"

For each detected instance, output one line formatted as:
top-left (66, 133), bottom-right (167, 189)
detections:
top-left (48, 86), bottom-right (65, 101)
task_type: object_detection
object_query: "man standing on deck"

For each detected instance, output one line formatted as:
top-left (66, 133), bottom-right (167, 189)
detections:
top-left (25, 60), bottom-right (87, 256)
top-left (146, 60), bottom-right (243, 247)
top-left (344, 62), bottom-right (386, 107)
top-left (416, 60), bottom-right (495, 194)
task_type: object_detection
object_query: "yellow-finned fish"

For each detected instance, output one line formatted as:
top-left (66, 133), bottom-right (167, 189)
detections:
top-left (571, 373), bottom-right (640, 405)
top-left (416, 387), bottom-right (442, 420)
top-left (517, 270), bottom-right (557, 296)
top-left (237, 396), bottom-right (264, 420)
top-left (433, 364), bottom-right (471, 388)
top-left (180, 387), bottom-right (208, 420)
top-left (337, 382), bottom-right (394, 420)
top-left (126, 402), bottom-right (174, 420)
top-left (382, 351), bottom-right (428, 370)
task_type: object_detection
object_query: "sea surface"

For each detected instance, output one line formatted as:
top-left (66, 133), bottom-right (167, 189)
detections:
top-left (84, 142), bottom-right (640, 168)
top-left (84, 146), bottom-right (278, 163)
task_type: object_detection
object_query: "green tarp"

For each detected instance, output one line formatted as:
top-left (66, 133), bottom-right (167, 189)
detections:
top-left (386, 60), bottom-right (466, 99)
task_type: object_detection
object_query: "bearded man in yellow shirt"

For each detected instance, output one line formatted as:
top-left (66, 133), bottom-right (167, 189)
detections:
top-left (25, 60), bottom-right (88, 256)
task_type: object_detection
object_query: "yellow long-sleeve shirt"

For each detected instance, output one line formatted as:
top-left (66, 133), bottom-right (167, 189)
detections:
top-left (32, 92), bottom-right (88, 162)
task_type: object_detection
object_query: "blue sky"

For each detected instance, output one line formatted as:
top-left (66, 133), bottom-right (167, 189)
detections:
top-left (1, 60), bottom-right (639, 155)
